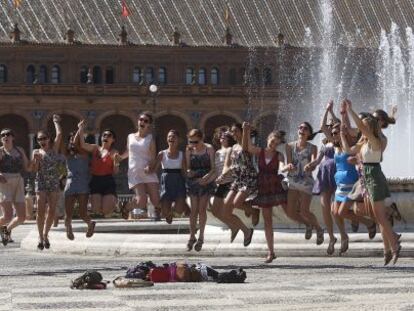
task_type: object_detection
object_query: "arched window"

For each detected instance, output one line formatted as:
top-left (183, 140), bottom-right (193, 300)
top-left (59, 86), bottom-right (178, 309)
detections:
top-left (93, 66), bottom-right (102, 84)
top-left (211, 67), bottom-right (219, 85)
top-left (263, 67), bottom-right (272, 86)
top-left (133, 67), bottom-right (142, 84)
top-left (145, 67), bottom-right (154, 84)
top-left (105, 66), bottom-right (114, 84)
top-left (229, 68), bottom-right (237, 85)
top-left (253, 67), bottom-right (260, 85)
top-left (185, 67), bottom-right (194, 85)
top-left (39, 65), bottom-right (48, 83)
top-left (0, 65), bottom-right (7, 83)
top-left (198, 67), bottom-right (207, 85)
top-left (51, 65), bottom-right (60, 84)
top-left (80, 66), bottom-right (88, 84)
top-left (26, 65), bottom-right (36, 84)
top-left (158, 67), bottom-right (167, 85)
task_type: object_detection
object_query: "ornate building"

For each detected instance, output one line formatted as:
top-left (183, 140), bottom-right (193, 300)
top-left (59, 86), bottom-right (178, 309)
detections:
top-left (0, 0), bottom-right (412, 191)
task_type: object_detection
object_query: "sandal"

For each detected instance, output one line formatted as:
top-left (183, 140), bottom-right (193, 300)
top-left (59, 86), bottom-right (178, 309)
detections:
top-left (230, 229), bottom-right (240, 243)
top-left (44, 237), bottom-right (50, 249)
top-left (351, 221), bottom-right (359, 233)
top-left (194, 239), bottom-right (204, 252)
top-left (186, 237), bottom-right (197, 251)
top-left (383, 250), bottom-right (392, 266)
top-left (368, 222), bottom-right (377, 240)
top-left (251, 209), bottom-right (260, 227)
top-left (264, 252), bottom-right (276, 263)
top-left (389, 203), bottom-right (402, 221)
top-left (305, 224), bottom-right (312, 240)
top-left (339, 237), bottom-right (349, 255)
top-left (243, 229), bottom-right (254, 247)
top-left (327, 237), bottom-right (337, 255)
top-left (392, 244), bottom-right (402, 265)
top-left (1, 226), bottom-right (8, 246)
top-left (120, 202), bottom-right (130, 220)
top-left (37, 240), bottom-right (44, 251)
top-left (316, 228), bottom-right (324, 245)
top-left (86, 221), bottom-right (96, 238)
top-left (165, 214), bottom-right (173, 225)
top-left (66, 223), bottom-right (75, 240)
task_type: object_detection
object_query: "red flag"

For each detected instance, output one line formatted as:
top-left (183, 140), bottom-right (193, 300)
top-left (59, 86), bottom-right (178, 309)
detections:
top-left (121, 0), bottom-right (130, 17)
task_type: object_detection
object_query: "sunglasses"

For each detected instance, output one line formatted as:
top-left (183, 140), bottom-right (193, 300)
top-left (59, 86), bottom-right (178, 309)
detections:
top-left (0, 132), bottom-right (12, 137)
top-left (102, 133), bottom-right (113, 138)
top-left (189, 140), bottom-right (199, 144)
top-left (332, 131), bottom-right (339, 136)
top-left (37, 136), bottom-right (48, 141)
top-left (139, 118), bottom-right (150, 124)
top-left (298, 126), bottom-right (309, 131)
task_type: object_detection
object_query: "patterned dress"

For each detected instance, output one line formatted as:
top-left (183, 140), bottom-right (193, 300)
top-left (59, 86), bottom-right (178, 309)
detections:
top-left (286, 142), bottom-right (315, 195)
top-left (35, 150), bottom-right (64, 193)
top-left (187, 148), bottom-right (215, 197)
top-left (252, 148), bottom-right (287, 207)
top-left (230, 147), bottom-right (257, 195)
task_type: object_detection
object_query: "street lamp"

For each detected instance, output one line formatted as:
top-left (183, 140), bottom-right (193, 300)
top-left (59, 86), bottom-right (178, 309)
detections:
top-left (149, 84), bottom-right (158, 113)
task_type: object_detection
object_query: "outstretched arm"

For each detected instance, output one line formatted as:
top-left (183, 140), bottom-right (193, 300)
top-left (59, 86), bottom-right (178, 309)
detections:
top-left (77, 120), bottom-right (98, 153)
top-left (242, 122), bottom-right (261, 155)
top-left (52, 114), bottom-right (62, 154)
top-left (320, 100), bottom-right (335, 142)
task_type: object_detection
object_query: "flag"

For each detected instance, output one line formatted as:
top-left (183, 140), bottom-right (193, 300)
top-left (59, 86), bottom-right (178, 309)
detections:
top-left (121, 0), bottom-right (130, 17)
top-left (224, 5), bottom-right (230, 25)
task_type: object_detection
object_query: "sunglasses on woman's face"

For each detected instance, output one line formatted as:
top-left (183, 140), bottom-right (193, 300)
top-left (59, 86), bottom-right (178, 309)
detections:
top-left (0, 132), bottom-right (12, 137)
top-left (37, 136), bottom-right (48, 141)
top-left (102, 133), bottom-right (113, 138)
top-left (189, 140), bottom-right (199, 144)
top-left (332, 131), bottom-right (339, 136)
top-left (139, 118), bottom-right (150, 124)
top-left (298, 125), bottom-right (309, 131)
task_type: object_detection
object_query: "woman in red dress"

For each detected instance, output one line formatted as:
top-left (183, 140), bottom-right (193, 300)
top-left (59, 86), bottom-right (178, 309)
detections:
top-left (245, 123), bottom-right (287, 263)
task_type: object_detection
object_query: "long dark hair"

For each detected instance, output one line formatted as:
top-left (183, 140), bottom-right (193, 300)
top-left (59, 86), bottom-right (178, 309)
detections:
top-left (301, 122), bottom-right (321, 141)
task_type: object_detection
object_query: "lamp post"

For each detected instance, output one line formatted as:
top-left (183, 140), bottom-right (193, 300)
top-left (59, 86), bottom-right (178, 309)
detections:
top-left (148, 83), bottom-right (158, 144)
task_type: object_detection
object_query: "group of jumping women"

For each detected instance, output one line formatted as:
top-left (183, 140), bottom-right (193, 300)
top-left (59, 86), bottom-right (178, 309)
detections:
top-left (0, 99), bottom-right (402, 265)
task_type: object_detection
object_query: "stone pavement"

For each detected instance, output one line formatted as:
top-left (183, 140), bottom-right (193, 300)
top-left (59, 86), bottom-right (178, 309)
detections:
top-left (20, 219), bottom-right (414, 258)
top-left (2, 225), bottom-right (414, 311)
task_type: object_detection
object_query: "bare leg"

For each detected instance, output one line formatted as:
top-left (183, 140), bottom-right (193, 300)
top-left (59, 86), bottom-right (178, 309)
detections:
top-left (321, 191), bottom-right (335, 240)
top-left (90, 194), bottom-right (103, 215)
top-left (262, 207), bottom-right (274, 255)
top-left (189, 196), bottom-right (199, 240)
top-left (298, 192), bottom-right (322, 230)
top-left (77, 194), bottom-right (91, 224)
top-left (146, 182), bottom-right (161, 217)
top-left (211, 196), bottom-right (237, 231)
top-left (0, 202), bottom-right (13, 227)
top-left (7, 203), bottom-right (25, 231)
top-left (371, 201), bottom-right (397, 252)
top-left (197, 195), bottom-right (209, 241)
top-left (36, 192), bottom-right (47, 243)
top-left (44, 192), bottom-right (59, 239)
top-left (101, 195), bottom-right (116, 217)
top-left (286, 190), bottom-right (309, 225)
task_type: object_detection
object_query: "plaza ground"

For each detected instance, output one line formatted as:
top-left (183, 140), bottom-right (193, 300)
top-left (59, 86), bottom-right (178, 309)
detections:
top-left (1, 224), bottom-right (414, 311)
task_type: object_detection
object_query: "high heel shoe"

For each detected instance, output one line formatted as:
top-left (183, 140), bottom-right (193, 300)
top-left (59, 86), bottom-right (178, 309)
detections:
top-left (389, 203), bottom-right (402, 221)
top-left (264, 252), bottom-right (276, 263)
top-left (186, 237), bottom-right (197, 251)
top-left (230, 229), bottom-right (239, 243)
top-left (1, 226), bottom-right (8, 246)
top-left (367, 222), bottom-right (377, 240)
top-left (384, 251), bottom-right (392, 266)
top-left (327, 237), bottom-right (337, 255)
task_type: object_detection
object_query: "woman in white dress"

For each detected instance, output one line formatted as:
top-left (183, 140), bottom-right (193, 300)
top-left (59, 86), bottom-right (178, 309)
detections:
top-left (119, 112), bottom-right (160, 219)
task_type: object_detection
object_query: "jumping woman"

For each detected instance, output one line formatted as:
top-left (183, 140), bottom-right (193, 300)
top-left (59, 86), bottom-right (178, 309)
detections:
top-left (0, 128), bottom-right (32, 245)
top-left (284, 121), bottom-right (324, 245)
top-left (32, 114), bottom-right (64, 250)
top-left (78, 120), bottom-right (119, 217)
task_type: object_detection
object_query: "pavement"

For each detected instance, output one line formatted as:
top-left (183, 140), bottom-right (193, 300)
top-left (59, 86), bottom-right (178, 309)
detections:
top-left (20, 219), bottom-right (414, 258)
top-left (2, 225), bottom-right (414, 310)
